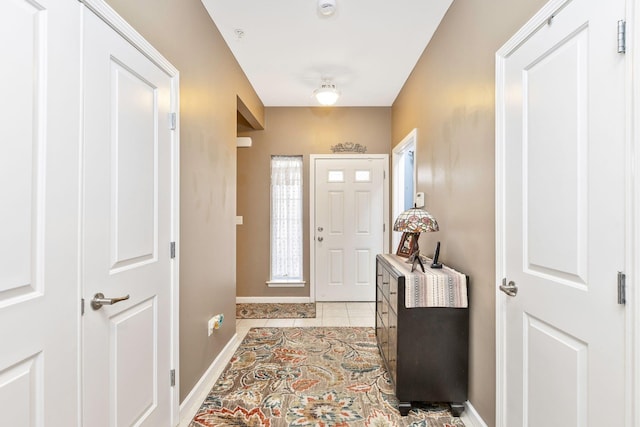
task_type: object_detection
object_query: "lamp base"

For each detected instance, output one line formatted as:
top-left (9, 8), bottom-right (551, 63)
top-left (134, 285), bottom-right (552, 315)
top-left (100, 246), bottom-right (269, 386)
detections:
top-left (407, 250), bottom-right (425, 273)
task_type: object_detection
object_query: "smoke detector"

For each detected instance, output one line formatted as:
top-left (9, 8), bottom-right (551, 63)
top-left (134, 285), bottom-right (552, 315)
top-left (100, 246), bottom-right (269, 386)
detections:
top-left (318, 0), bottom-right (336, 16)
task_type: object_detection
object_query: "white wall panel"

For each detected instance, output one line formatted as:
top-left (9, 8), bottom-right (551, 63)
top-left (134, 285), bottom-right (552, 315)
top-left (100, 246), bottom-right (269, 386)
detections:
top-left (525, 315), bottom-right (587, 426)
top-left (329, 191), bottom-right (344, 235)
top-left (355, 191), bottom-right (372, 234)
top-left (111, 61), bottom-right (157, 271)
top-left (0, 354), bottom-right (42, 426)
top-left (355, 250), bottom-right (369, 285)
top-left (112, 298), bottom-right (157, 426)
top-left (329, 250), bottom-right (343, 285)
top-left (0, 0), bottom-right (45, 300)
top-left (524, 28), bottom-right (588, 286)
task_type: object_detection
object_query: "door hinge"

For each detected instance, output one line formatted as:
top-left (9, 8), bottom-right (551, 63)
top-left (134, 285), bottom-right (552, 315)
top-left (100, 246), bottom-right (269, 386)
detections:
top-left (617, 271), bottom-right (626, 305)
top-left (81, 298), bottom-right (85, 316)
top-left (169, 112), bottom-right (177, 130)
top-left (170, 369), bottom-right (176, 387)
top-left (170, 241), bottom-right (176, 259)
top-left (618, 20), bottom-right (626, 54)
top-left (383, 170), bottom-right (386, 179)
top-left (383, 223), bottom-right (386, 232)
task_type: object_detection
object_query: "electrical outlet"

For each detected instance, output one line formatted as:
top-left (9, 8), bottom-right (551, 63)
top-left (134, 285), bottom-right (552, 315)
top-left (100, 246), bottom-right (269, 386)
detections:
top-left (207, 318), bottom-right (215, 336)
top-left (207, 314), bottom-right (224, 336)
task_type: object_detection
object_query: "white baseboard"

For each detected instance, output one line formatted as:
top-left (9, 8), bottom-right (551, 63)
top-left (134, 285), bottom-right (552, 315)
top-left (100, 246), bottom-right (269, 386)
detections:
top-left (460, 400), bottom-right (488, 427)
top-left (236, 296), bottom-right (311, 304)
top-left (178, 333), bottom-right (241, 427)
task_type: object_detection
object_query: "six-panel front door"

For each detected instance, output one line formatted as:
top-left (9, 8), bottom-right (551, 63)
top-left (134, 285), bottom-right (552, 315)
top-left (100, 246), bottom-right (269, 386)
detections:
top-left (82, 8), bottom-right (174, 426)
top-left (500, 0), bottom-right (627, 425)
top-left (314, 157), bottom-right (386, 301)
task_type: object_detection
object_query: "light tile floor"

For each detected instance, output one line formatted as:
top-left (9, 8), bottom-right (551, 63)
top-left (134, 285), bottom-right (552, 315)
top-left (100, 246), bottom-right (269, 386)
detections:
top-left (236, 302), bottom-right (375, 340)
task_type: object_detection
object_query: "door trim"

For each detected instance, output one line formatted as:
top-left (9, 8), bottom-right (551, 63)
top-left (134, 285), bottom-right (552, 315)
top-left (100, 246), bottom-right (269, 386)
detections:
top-left (309, 154), bottom-right (389, 303)
top-left (629, 0), bottom-right (639, 424)
top-left (495, 0), bottom-right (637, 425)
top-left (78, 1), bottom-right (181, 425)
top-left (392, 129), bottom-right (417, 252)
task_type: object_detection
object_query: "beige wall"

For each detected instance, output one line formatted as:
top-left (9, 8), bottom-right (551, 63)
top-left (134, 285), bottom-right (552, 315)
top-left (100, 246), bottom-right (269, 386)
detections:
top-left (237, 107), bottom-right (391, 297)
top-left (104, 0), bottom-right (264, 402)
top-left (391, 0), bottom-right (547, 424)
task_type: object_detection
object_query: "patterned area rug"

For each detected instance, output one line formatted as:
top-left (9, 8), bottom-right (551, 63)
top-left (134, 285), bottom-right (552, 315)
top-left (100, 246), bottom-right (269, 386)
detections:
top-left (236, 303), bottom-right (316, 319)
top-left (190, 327), bottom-right (464, 427)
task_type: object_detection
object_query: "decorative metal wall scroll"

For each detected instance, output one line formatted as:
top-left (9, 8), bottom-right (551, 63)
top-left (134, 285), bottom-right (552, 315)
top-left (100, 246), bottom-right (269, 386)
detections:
top-left (330, 142), bottom-right (367, 154)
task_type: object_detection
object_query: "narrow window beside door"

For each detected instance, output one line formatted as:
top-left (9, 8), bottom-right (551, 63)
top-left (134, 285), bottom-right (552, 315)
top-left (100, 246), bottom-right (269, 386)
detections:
top-left (268, 156), bottom-right (305, 287)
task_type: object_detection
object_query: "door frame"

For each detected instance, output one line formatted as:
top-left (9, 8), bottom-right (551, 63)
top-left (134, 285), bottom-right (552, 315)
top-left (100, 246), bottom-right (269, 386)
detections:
top-left (495, 0), bottom-right (638, 425)
top-left (309, 154), bottom-right (389, 303)
top-left (392, 129), bottom-right (417, 253)
top-left (79, 1), bottom-right (181, 425)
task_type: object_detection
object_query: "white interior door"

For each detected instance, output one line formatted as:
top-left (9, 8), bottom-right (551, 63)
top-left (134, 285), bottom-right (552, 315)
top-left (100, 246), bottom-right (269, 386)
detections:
top-left (0, 0), bottom-right (81, 425)
top-left (499, 0), bottom-right (626, 425)
top-left (82, 8), bottom-right (175, 426)
top-left (313, 156), bottom-right (387, 301)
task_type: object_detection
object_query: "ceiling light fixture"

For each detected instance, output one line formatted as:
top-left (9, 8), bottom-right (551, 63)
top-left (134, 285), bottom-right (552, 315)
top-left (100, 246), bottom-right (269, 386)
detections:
top-left (313, 81), bottom-right (340, 106)
top-left (318, 0), bottom-right (336, 16)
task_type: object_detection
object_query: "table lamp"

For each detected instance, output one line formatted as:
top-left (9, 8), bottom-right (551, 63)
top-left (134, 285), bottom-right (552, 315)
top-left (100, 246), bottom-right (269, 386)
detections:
top-left (393, 205), bottom-right (439, 272)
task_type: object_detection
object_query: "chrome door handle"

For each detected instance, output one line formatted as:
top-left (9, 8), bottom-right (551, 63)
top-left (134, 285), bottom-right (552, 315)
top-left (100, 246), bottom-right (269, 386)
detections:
top-left (317, 236), bottom-right (324, 242)
top-left (499, 280), bottom-right (518, 297)
top-left (91, 292), bottom-right (130, 310)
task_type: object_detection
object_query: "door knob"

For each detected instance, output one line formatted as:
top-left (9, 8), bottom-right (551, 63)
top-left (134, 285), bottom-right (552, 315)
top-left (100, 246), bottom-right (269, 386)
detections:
top-left (91, 293), bottom-right (130, 310)
top-left (317, 237), bottom-right (324, 242)
top-left (499, 279), bottom-right (518, 297)
top-left (317, 227), bottom-right (324, 232)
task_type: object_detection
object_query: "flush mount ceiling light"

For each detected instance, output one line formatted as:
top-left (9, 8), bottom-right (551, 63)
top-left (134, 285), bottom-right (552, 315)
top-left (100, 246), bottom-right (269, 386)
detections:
top-left (318, 0), bottom-right (336, 16)
top-left (313, 81), bottom-right (340, 106)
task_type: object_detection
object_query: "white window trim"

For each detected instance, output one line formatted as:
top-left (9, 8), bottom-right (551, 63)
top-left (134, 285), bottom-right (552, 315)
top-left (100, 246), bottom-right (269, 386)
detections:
top-left (265, 280), bottom-right (306, 288)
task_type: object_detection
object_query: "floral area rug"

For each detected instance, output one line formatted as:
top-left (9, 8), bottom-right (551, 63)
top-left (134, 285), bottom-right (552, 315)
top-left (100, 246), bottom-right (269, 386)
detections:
top-left (190, 327), bottom-right (464, 427)
top-left (236, 303), bottom-right (316, 319)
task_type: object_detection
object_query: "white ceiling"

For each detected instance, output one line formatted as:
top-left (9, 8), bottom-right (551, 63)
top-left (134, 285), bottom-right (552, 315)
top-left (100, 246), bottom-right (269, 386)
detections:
top-left (201, 0), bottom-right (454, 107)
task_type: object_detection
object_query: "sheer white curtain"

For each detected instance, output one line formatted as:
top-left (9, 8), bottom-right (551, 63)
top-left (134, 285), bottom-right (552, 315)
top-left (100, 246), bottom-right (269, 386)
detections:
top-left (270, 156), bottom-right (303, 281)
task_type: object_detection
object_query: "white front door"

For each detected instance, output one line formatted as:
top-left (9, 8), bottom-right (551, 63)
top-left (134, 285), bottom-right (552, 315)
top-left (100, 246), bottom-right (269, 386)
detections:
top-left (0, 0), bottom-right (81, 425)
top-left (498, 0), bottom-right (626, 425)
top-left (312, 156), bottom-right (388, 301)
top-left (82, 8), bottom-right (175, 426)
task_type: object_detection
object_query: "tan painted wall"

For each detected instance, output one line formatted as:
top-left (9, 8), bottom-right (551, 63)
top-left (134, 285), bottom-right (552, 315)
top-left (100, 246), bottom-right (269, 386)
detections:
top-left (104, 0), bottom-right (264, 402)
top-left (391, 0), bottom-right (547, 424)
top-left (237, 107), bottom-right (391, 297)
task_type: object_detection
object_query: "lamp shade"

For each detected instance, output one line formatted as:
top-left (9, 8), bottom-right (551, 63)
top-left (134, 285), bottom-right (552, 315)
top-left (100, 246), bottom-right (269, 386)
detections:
top-left (393, 206), bottom-right (439, 233)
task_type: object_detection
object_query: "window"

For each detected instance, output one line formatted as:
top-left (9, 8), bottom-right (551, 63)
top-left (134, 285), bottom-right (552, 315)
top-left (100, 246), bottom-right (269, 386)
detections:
top-left (354, 170), bottom-right (371, 182)
top-left (327, 170), bottom-right (344, 182)
top-left (269, 156), bottom-right (304, 284)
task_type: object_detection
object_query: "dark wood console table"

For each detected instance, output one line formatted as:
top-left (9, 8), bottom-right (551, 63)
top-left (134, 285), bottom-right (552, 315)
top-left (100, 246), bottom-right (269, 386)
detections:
top-left (375, 254), bottom-right (469, 417)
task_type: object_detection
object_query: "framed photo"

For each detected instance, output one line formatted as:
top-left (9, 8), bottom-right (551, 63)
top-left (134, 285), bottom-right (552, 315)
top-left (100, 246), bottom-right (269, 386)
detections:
top-left (396, 232), bottom-right (417, 258)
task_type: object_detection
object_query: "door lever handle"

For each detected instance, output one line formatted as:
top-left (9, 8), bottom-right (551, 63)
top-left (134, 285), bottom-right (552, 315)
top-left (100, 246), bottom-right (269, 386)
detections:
top-left (91, 293), bottom-right (130, 310)
top-left (499, 279), bottom-right (518, 297)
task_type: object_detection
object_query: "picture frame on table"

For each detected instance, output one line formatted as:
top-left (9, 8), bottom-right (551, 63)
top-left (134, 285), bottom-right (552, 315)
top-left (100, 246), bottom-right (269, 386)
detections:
top-left (396, 232), bottom-right (416, 258)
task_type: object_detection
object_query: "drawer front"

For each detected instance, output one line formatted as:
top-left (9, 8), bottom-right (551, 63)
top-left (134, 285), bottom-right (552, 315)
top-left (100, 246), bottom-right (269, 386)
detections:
top-left (388, 311), bottom-right (398, 383)
top-left (376, 312), bottom-right (388, 359)
top-left (381, 267), bottom-right (390, 299)
top-left (376, 283), bottom-right (384, 320)
top-left (389, 275), bottom-right (398, 314)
